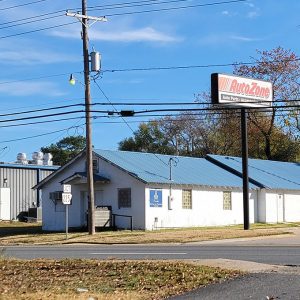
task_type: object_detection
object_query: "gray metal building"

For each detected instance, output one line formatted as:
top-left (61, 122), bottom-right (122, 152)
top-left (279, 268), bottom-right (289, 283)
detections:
top-left (0, 163), bottom-right (59, 220)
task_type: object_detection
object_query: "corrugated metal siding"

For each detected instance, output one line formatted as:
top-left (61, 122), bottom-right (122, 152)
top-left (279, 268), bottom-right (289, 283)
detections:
top-left (0, 168), bottom-right (55, 220)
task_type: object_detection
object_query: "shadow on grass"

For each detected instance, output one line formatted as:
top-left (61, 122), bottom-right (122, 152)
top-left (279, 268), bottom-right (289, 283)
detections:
top-left (0, 223), bottom-right (117, 239)
top-left (0, 225), bottom-right (43, 238)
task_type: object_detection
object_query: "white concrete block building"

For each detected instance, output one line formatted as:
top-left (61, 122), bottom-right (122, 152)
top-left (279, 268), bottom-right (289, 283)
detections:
top-left (35, 150), bottom-right (300, 231)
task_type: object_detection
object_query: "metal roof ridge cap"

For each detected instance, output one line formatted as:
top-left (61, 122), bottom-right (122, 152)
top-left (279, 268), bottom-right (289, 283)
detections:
top-left (205, 155), bottom-right (265, 189)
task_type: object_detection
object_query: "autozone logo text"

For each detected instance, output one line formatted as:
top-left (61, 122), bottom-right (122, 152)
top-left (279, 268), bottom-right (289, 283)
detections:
top-left (218, 76), bottom-right (271, 99)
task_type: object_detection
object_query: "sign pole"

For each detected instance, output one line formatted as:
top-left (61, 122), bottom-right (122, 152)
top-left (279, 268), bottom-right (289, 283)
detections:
top-left (65, 204), bottom-right (69, 239)
top-left (241, 108), bottom-right (250, 230)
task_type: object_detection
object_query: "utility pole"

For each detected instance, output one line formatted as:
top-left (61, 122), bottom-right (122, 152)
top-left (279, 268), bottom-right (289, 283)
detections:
top-left (81, 0), bottom-right (95, 235)
top-left (66, 1), bottom-right (107, 235)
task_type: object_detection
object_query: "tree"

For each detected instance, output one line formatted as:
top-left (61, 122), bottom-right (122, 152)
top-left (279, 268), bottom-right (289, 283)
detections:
top-left (234, 46), bottom-right (300, 160)
top-left (119, 47), bottom-right (300, 161)
top-left (41, 136), bottom-right (86, 166)
top-left (119, 122), bottom-right (175, 155)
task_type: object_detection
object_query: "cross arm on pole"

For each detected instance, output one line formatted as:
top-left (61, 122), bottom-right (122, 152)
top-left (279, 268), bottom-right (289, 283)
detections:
top-left (66, 10), bottom-right (108, 27)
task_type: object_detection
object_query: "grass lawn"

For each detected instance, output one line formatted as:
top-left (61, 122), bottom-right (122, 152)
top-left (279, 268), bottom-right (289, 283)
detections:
top-left (0, 258), bottom-right (240, 300)
top-left (0, 221), bottom-right (298, 245)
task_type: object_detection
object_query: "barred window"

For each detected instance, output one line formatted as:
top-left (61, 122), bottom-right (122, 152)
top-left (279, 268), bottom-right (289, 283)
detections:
top-left (223, 191), bottom-right (232, 210)
top-left (118, 188), bottom-right (131, 208)
top-left (182, 189), bottom-right (192, 209)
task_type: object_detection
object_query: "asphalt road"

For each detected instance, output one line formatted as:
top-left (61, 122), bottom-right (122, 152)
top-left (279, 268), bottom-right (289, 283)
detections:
top-left (2, 231), bottom-right (300, 299)
top-left (2, 244), bottom-right (300, 266)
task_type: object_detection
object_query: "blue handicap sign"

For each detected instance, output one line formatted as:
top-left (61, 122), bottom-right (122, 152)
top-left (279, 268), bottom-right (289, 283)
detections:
top-left (150, 190), bottom-right (162, 207)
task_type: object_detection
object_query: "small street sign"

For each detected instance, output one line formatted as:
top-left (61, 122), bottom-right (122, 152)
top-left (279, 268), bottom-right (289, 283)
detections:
top-left (62, 193), bottom-right (72, 205)
top-left (62, 184), bottom-right (72, 193)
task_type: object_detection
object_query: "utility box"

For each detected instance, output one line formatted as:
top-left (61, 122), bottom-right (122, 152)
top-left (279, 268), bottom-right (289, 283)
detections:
top-left (28, 207), bottom-right (42, 221)
top-left (95, 206), bottom-right (111, 227)
top-left (0, 188), bottom-right (10, 220)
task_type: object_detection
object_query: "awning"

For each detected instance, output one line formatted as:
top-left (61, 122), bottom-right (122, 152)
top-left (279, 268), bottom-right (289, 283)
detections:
top-left (61, 172), bottom-right (110, 185)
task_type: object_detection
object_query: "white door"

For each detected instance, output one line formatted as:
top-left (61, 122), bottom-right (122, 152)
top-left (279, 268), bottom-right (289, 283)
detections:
top-left (277, 194), bottom-right (284, 223)
top-left (0, 188), bottom-right (10, 220)
top-left (80, 191), bottom-right (88, 226)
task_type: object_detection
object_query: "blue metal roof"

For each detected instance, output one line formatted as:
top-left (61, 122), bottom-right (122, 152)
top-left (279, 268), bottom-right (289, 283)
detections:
top-left (0, 163), bottom-right (59, 171)
top-left (94, 149), bottom-right (257, 189)
top-left (207, 155), bottom-right (300, 190)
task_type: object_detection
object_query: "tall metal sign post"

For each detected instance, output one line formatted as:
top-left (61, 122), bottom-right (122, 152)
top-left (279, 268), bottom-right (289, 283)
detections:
top-left (62, 184), bottom-right (72, 239)
top-left (211, 73), bottom-right (273, 230)
top-left (66, 3), bottom-right (107, 235)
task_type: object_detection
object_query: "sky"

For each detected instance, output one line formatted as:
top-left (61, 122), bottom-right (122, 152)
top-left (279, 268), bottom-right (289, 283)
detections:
top-left (0, 0), bottom-right (299, 163)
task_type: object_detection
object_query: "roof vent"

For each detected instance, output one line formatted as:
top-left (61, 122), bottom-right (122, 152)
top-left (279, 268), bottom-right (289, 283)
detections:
top-left (16, 153), bottom-right (28, 165)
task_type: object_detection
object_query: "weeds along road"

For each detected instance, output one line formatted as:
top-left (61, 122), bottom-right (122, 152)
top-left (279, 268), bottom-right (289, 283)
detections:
top-left (2, 244), bottom-right (300, 266)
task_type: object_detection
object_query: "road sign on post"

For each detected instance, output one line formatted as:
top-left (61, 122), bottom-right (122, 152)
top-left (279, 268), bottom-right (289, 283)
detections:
top-left (62, 193), bottom-right (72, 205)
top-left (61, 185), bottom-right (72, 239)
top-left (63, 184), bottom-right (72, 193)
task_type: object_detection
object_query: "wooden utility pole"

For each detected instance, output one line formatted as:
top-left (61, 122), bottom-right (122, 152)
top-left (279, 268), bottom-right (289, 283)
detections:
top-left (66, 2), bottom-right (107, 235)
top-left (81, 0), bottom-right (95, 235)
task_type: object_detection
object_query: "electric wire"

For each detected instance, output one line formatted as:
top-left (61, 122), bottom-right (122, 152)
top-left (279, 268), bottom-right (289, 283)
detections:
top-left (0, 125), bottom-right (85, 144)
top-left (0, 0), bottom-right (246, 39)
top-left (92, 78), bottom-right (169, 166)
top-left (0, 71), bottom-right (82, 85)
top-left (92, 0), bottom-right (247, 16)
top-left (0, 21), bottom-right (77, 39)
top-left (0, 13), bottom-right (65, 30)
top-left (1, 55), bottom-right (299, 86)
top-left (0, 0), bottom-right (49, 11)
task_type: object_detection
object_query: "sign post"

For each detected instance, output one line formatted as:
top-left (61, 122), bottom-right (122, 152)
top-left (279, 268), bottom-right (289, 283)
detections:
top-left (62, 185), bottom-right (72, 239)
top-left (211, 73), bottom-right (273, 230)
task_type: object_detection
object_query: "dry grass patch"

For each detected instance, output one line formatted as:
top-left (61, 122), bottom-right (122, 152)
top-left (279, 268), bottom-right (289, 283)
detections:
top-left (0, 221), bottom-right (298, 245)
top-left (0, 258), bottom-right (239, 300)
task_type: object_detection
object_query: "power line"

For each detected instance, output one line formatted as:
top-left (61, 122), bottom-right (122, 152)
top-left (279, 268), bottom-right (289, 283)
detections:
top-left (0, 10), bottom-right (64, 27)
top-left (0, 109), bottom-right (108, 124)
top-left (0, 125), bottom-right (85, 144)
top-left (0, 12), bottom-right (64, 30)
top-left (0, 0), bottom-right (49, 11)
top-left (97, 0), bottom-right (247, 17)
top-left (89, 0), bottom-right (196, 11)
top-left (0, 103), bottom-right (84, 118)
top-left (103, 58), bottom-right (300, 73)
top-left (0, 0), bottom-right (246, 39)
top-left (0, 71), bottom-right (82, 85)
top-left (0, 21), bottom-right (77, 39)
top-left (1, 56), bottom-right (300, 86)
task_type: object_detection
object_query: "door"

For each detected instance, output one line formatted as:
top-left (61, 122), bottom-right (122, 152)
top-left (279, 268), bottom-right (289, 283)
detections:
top-left (0, 188), bottom-right (10, 220)
top-left (277, 194), bottom-right (284, 223)
top-left (80, 191), bottom-right (88, 226)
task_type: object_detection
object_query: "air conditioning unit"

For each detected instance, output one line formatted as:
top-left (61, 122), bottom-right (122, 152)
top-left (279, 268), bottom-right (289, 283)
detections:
top-left (49, 191), bottom-right (62, 201)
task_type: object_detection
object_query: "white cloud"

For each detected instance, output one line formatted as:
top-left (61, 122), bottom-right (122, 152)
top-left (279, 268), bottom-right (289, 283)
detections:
top-left (199, 33), bottom-right (261, 45)
top-left (230, 35), bottom-right (260, 42)
top-left (247, 11), bottom-right (260, 18)
top-left (221, 10), bottom-right (237, 17)
top-left (0, 81), bottom-right (65, 96)
top-left (0, 49), bottom-right (77, 65)
top-left (51, 26), bottom-right (182, 43)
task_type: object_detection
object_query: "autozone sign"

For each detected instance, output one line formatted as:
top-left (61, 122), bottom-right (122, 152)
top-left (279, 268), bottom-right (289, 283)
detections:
top-left (211, 73), bottom-right (273, 107)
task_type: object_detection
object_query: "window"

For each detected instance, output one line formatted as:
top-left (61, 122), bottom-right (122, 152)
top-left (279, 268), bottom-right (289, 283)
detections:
top-left (182, 190), bottom-right (192, 209)
top-left (85, 159), bottom-right (99, 173)
top-left (118, 188), bottom-right (131, 208)
top-left (223, 191), bottom-right (232, 210)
